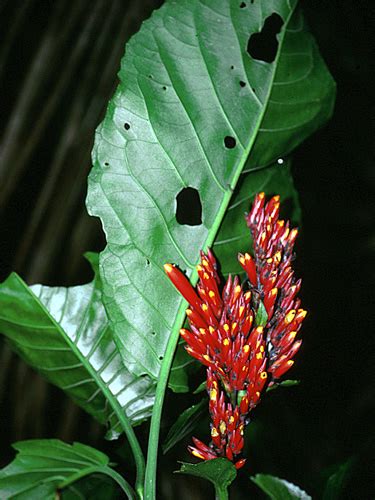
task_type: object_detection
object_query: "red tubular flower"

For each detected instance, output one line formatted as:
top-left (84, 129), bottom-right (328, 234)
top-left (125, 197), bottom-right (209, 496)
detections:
top-left (165, 193), bottom-right (305, 468)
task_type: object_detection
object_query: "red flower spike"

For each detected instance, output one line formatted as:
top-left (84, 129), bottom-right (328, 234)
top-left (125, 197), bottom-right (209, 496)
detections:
top-left (165, 193), bottom-right (305, 470)
top-left (164, 264), bottom-right (202, 313)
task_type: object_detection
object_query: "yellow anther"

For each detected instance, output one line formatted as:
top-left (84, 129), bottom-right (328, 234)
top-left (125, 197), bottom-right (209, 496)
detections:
top-left (234, 285), bottom-right (241, 294)
top-left (271, 287), bottom-right (278, 296)
top-left (244, 291), bottom-right (251, 300)
top-left (239, 306), bottom-right (245, 317)
top-left (285, 310), bottom-right (296, 324)
top-left (239, 256), bottom-right (245, 265)
top-left (186, 309), bottom-right (192, 316)
top-left (223, 324), bottom-right (229, 332)
top-left (228, 416), bottom-right (234, 424)
top-left (208, 290), bottom-right (215, 298)
top-left (296, 309), bottom-right (307, 320)
top-left (245, 252), bottom-right (251, 260)
top-left (192, 450), bottom-right (205, 459)
top-left (290, 228), bottom-right (298, 239)
top-left (219, 421), bottom-right (226, 434)
top-left (164, 263), bottom-right (174, 273)
top-left (260, 345), bottom-right (264, 353)
top-left (210, 389), bottom-right (217, 401)
top-left (256, 326), bottom-right (264, 334)
top-left (209, 326), bottom-right (215, 334)
top-left (289, 331), bottom-right (297, 340)
top-left (256, 352), bottom-right (263, 360)
top-left (242, 365), bottom-right (247, 372)
top-left (267, 257), bottom-right (273, 264)
top-left (211, 427), bottom-right (219, 438)
top-left (287, 360), bottom-right (294, 366)
top-left (261, 231), bottom-right (266, 242)
top-left (283, 228), bottom-right (290, 240)
top-left (196, 265), bottom-right (203, 272)
top-left (199, 328), bottom-right (206, 335)
top-left (203, 354), bottom-right (211, 362)
top-left (243, 345), bottom-right (250, 353)
top-left (223, 338), bottom-right (230, 346)
top-left (277, 220), bottom-right (285, 227)
top-left (260, 371), bottom-right (267, 379)
top-left (202, 304), bottom-right (208, 311)
top-left (231, 322), bottom-right (237, 331)
top-left (256, 391), bottom-right (261, 398)
top-left (259, 192), bottom-right (265, 199)
top-left (203, 272), bottom-right (209, 280)
top-left (274, 251), bottom-right (282, 263)
top-left (202, 259), bottom-right (209, 267)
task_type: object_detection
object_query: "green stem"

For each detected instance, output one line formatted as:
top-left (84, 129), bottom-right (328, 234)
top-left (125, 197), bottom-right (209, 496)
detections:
top-left (143, 4), bottom-right (296, 497)
top-left (215, 486), bottom-right (229, 500)
top-left (112, 402), bottom-right (145, 499)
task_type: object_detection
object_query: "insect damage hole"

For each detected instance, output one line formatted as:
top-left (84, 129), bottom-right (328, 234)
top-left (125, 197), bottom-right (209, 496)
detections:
top-left (176, 187), bottom-right (202, 226)
top-left (124, 122), bottom-right (130, 130)
top-left (247, 13), bottom-right (284, 63)
top-left (224, 136), bottom-right (236, 149)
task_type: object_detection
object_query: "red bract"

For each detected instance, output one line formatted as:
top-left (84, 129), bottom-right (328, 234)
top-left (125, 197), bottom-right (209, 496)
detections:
top-left (164, 193), bottom-right (306, 468)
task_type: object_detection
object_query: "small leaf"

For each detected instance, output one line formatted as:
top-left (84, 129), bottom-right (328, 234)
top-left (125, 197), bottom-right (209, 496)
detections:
top-left (163, 399), bottom-right (206, 454)
top-left (193, 380), bottom-right (207, 394)
top-left (266, 379), bottom-right (300, 392)
top-left (255, 300), bottom-right (269, 327)
top-left (322, 459), bottom-right (354, 500)
top-left (177, 458), bottom-right (236, 499)
top-left (0, 440), bottom-right (131, 499)
top-left (251, 474), bottom-right (312, 499)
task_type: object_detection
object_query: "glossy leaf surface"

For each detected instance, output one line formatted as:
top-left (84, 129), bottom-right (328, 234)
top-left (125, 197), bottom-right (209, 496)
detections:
top-left (0, 256), bottom-right (154, 436)
top-left (86, 0), bottom-right (335, 385)
top-left (177, 458), bottom-right (237, 499)
top-left (0, 440), bottom-right (131, 499)
top-left (251, 474), bottom-right (312, 499)
top-left (162, 399), bottom-right (206, 454)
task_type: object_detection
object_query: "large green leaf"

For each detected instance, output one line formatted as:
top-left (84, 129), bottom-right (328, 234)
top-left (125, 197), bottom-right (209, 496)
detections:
top-left (87, 0), bottom-right (334, 382)
top-left (0, 255), bottom-right (155, 437)
top-left (0, 439), bottom-right (134, 499)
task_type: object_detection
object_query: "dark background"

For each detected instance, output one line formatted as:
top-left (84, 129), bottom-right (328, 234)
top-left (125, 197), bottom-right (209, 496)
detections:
top-left (0, 1), bottom-right (374, 498)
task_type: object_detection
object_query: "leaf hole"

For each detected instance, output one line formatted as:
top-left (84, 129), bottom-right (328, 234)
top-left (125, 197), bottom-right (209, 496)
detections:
top-left (239, 80), bottom-right (246, 87)
top-left (224, 136), bottom-right (236, 149)
top-left (176, 187), bottom-right (202, 226)
top-left (151, 331), bottom-right (156, 336)
top-left (230, 65), bottom-right (234, 70)
top-left (162, 86), bottom-right (167, 90)
top-left (146, 259), bottom-right (150, 266)
top-left (240, 2), bottom-right (246, 7)
top-left (159, 355), bottom-right (164, 360)
top-left (104, 162), bottom-right (109, 166)
top-left (247, 13), bottom-right (284, 63)
top-left (124, 123), bottom-right (130, 130)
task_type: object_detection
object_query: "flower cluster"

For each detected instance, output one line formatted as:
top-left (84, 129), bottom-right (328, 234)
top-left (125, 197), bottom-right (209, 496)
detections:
top-left (164, 193), bottom-right (306, 469)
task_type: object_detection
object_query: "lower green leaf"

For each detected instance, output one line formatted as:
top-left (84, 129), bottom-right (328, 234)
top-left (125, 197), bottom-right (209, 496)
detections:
top-left (0, 440), bottom-right (135, 499)
top-left (177, 458), bottom-right (237, 500)
top-left (0, 255), bottom-right (154, 436)
top-left (322, 459), bottom-right (354, 500)
top-left (251, 474), bottom-right (312, 500)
